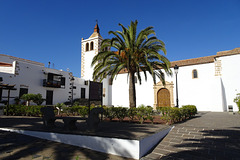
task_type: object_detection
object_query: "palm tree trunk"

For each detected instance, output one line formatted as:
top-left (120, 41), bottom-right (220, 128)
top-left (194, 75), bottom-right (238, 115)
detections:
top-left (129, 71), bottom-right (136, 108)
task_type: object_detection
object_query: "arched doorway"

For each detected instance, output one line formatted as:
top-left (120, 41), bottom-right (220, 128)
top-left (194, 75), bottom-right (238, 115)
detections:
top-left (157, 88), bottom-right (170, 107)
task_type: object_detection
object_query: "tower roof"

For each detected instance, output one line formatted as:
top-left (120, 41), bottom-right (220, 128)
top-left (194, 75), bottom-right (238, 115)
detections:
top-left (89, 21), bottom-right (102, 39)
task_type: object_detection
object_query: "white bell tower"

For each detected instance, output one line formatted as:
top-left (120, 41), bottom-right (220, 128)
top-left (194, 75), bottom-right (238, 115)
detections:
top-left (81, 22), bottom-right (103, 80)
top-left (80, 22), bottom-right (112, 106)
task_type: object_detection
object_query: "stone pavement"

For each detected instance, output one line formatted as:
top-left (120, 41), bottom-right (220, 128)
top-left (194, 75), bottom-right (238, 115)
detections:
top-left (143, 112), bottom-right (240, 160)
top-left (0, 112), bottom-right (240, 160)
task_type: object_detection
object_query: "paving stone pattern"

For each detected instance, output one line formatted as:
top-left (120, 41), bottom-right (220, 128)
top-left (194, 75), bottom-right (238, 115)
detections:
top-left (143, 112), bottom-right (240, 160)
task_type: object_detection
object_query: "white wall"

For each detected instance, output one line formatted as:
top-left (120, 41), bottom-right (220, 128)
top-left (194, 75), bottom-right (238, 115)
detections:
top-left (82, 50), bottom-right (96, 80)
top-left (111, 62), bottom-right (225, 112)
top-left (220, 54), bottom-right (240, 111)
top-left (173, 63), bottom-right (223, 111)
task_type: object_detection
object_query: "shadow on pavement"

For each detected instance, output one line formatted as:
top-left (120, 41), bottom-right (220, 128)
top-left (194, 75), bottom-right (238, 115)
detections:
top-left (160, 128), bottom-right (240, 160)
top-left (0, 116), bottom-right (167, 160)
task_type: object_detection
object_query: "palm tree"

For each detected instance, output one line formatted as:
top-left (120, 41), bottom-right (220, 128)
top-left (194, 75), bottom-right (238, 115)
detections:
top-left (91, 20), bottom-right (172, 108)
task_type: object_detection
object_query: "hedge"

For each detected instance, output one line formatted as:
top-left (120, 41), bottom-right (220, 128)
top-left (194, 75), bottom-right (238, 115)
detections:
top-left (156, 105), bottom-right (197, 123)
top-left (6, 105), bottom-right (44, 116)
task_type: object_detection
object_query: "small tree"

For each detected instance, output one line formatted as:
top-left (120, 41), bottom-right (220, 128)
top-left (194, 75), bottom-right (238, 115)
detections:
top-left (21, 94), bottom-right (35, 106)
top-left (234, 93), bottom-right (240, 112)
top-left (21, 93), bottom-right (44, 106)
top-left (32, 94), bottom-right (45, 105)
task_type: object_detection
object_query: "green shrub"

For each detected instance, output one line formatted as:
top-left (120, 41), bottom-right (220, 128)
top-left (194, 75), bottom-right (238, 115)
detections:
top-left (169, 107), bottom-right (181, 123)
top-left (182, 105), bottom-right (197, 118)
top-left (77, 106), bottom-right (89, 117)
top-left (6, 105), bottom-right (43, 116)
top-left (136, 106), bottom-right (147, 124)
top-left (32, 94), bottom-right (45, 105)
top-left (21, 93), bottom-right (44, 106)
top-left (128, 107), bottom-right (137, 121)
top-left (103, 107), bottom-right (116, 120)
top-left (115, 107), bottom-right (128, 122)
top-left (234, 93), bottom-right (240, 112)
top-left (145, 106), bottom-right (155, 123)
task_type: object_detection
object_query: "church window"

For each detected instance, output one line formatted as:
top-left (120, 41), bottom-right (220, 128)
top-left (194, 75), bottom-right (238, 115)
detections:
top-left (192, 69), bottom-right (198, 79)
top-left (86, 43), bottom-right (89, 51)
top-left (90, 42), bottom-right (94, 50)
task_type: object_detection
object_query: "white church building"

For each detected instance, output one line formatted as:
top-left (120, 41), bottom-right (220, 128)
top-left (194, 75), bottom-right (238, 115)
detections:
top-left (81, 23), bottom-right (240, 112)
top-left (1, 23), bottom-right (240, 112)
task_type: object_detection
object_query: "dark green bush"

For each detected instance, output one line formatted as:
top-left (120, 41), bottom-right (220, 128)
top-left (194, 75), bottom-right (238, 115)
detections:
top-left (103, 107), bottom-right (116, 120)
top-left (182, 105), bottom-right (197, 118)
top-left (6, 105), bottom-right (43, 116)
top-left (136, 105), bottom-right (148, 124)
top-left (169, 107), bottom-right (181, 123)
top-left (156, 105), bottom-right (197, 124)
top-left (128, 107), bottom-right (137, 121)
top-left (136, 105), bottom-right (155, 124)
top-left (114, 107), bottom-right (128, 122)
top-left (21, 93), bottom-right (44, 106)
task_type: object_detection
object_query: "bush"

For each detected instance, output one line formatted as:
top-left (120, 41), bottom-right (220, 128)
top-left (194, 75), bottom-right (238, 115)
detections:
top-left (6, 104), bottom-right (43, 116)
top-left (77, 106), bottom-right (89, 117)
top-left (103, 107), bottom-right (116, 121)
top-left (234, 93), bottom-right (240, 112)
top-left (169, 107), bottom-right (181, 123)
top-left (127, 107), bottom-right (137, 121)
top-left (155, 105), bottom-right (197, 124)
top-left (32, 94), bottom-right (45, 105)
top-left (182, 105), bottom-right (197, 118)
top-left (114, 107), bottom-right (128, 122)
top-left (136, 105), bottom-right (155, 124)
top-left (21, 93), bottom-right (44, 106)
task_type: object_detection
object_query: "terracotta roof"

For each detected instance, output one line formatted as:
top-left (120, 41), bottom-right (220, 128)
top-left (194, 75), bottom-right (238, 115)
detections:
top-left (0, 62), bottom-right (12, 67)
top-left (216, 47), bottom-right (240, 57)
top-left (170, 55), bottom-right (215, 67)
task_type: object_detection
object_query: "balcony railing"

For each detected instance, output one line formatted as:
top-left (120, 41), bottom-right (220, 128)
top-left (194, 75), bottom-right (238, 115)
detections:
top-left (43, 79), bottom-right (62, 88)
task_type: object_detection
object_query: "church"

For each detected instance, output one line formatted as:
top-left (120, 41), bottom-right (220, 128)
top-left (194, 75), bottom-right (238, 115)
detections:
top-left (81, 23), bottom-right (240, 112)
top-left (1, 23), bottom-right (239, 112)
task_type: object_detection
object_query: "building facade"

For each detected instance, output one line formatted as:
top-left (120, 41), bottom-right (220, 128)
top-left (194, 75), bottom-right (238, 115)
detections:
top-left (110, 48), bottom-right (240, 112)
top-left (0, 54), bottom-right (89, 105)
top-left (80, 24), bottom-right (240, 112)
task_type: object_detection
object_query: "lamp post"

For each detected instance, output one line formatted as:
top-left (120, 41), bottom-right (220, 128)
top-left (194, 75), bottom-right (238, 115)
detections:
top-left (69, 76), bottom-right (75, 107)
top-left (174, 65), bottom-right (179, 108)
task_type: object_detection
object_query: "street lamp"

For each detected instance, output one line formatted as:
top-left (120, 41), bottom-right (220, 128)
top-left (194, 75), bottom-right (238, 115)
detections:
top-left (174, 65), bottom-right (179, 108)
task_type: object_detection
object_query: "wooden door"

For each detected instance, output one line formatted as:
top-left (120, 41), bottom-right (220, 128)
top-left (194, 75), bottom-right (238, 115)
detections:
top-left (157, 88), bottom-right (170, 107)
top-left (46, 90), bottom-right (53, 105)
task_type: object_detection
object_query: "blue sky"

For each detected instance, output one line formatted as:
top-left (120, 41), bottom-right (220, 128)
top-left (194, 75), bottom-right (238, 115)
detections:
top-left (0, 0), bottom-right (239, 77)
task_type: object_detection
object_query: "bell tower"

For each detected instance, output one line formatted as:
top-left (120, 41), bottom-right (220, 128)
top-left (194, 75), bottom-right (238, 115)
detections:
top-left (80, 22), bottom-right (112, 106)
top-left (81, 22), bottom-right (103, 80)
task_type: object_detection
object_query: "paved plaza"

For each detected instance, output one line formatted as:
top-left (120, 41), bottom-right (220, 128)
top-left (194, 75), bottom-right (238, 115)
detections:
top-left (144, 112), bottom-right (240, 160)
top-left (0, 112), bottom-right (240, 160)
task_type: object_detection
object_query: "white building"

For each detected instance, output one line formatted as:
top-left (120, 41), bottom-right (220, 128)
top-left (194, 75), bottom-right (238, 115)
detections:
top-left (0, 54), bottom-right (88, 105)
top-left (110, 48), bottom-right (240, 112)
top-left (81, 24), bottom-right (240, 112)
